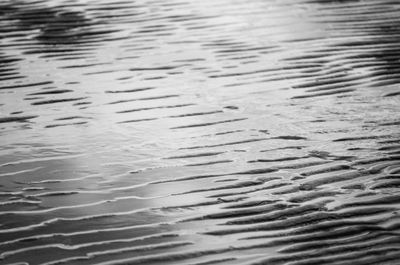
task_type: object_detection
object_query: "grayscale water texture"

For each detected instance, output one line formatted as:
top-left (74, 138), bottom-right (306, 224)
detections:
top-left (1, 0), bottom-right (400, 264)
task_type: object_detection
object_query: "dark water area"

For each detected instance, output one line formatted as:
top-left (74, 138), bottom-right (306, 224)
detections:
top-left (0, 0), bottom-right (400, 264)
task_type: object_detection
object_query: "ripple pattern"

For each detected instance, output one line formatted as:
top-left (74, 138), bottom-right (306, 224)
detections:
top-left (1, 0), bottom-right (400, 264)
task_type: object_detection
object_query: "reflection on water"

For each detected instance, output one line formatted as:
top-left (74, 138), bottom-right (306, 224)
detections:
top-left (0, 0), bottom-right (400, 264)
top-left (1, 1), bottom-right (115, 53)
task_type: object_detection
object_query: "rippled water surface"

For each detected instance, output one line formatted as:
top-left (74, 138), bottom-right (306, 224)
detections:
top-left (1, 0), bottom-right (400, 264)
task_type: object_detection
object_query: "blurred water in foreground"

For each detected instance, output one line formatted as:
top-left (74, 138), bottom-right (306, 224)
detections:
top-left (1, 0), bottom-right (400, 264)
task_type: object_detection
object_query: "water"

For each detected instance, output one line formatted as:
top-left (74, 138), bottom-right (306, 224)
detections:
top-left (1, 0), bottom-right (400, 264)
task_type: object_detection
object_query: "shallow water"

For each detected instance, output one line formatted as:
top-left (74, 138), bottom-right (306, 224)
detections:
top-left (1, 0), bottom-right (400, 264)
